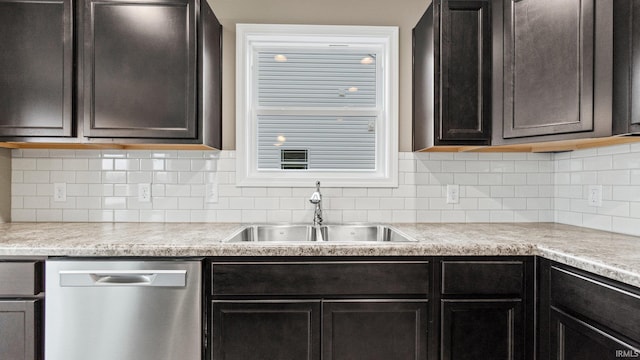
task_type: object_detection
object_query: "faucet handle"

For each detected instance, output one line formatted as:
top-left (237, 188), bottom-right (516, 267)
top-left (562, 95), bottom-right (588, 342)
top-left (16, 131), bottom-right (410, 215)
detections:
top-left (310, 192), bottom-right (321, 204)
top-left (316, 181), bottom-right (321, 192)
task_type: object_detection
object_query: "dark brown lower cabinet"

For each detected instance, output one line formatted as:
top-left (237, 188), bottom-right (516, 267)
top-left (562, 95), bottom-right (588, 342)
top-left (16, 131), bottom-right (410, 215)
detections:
top-left (0, 300), bottom-right (40, 360)
top-left (211, 301), bottom-right (320, 360)
top-left (539, 258), bottom-right (640, 360)
top-left (441, 300), bottom-right (523, 360)
top-left (550, 308), bottom-right (638, 360)
top-left (322, 301), bottom-right (428, 360)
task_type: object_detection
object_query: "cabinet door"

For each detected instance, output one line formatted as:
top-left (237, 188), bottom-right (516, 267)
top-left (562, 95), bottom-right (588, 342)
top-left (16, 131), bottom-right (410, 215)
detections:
top-left (441, 300), bottom-right (523, 360)
top-left (212, 301), bottom-right (320, 360)
top-left (0, 300), bottom-right (40, 360)
top-left (613, 0), bottom-right (640, 134)
top-left (439, 0), bottom-right (492, 144)
top-left (550, 308), bottom-right (640, 360)
top-left (322, 301), bottom-right (428, 360)
top-left (0, 0), bottom-right (73, 138)
top-left (80, 0), bottom-right (197, 139)
top-left (501, 0), bottom-right (595, 139)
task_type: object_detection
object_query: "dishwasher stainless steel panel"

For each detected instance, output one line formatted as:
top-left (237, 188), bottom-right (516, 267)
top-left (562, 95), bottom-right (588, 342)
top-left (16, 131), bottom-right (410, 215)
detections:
top-left (45, 259), bottom-right (202, 360)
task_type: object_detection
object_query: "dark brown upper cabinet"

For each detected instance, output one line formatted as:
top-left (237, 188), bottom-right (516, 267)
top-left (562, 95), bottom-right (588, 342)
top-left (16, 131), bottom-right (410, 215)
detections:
top-left (613, 0), bottom-right (640, 135)
top-left (0, 0), bottom-right (73, 138)
top-left (77, 0), bottom-right (222, 148)
top-left (492, 0), bottom-right (613, 144)
top-left (413, 0), bottom-right (492, 151)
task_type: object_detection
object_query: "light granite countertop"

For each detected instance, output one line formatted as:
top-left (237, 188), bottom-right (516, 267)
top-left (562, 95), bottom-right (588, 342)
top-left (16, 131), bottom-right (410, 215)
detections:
top-left (0, 222), bottom-right (638, 288)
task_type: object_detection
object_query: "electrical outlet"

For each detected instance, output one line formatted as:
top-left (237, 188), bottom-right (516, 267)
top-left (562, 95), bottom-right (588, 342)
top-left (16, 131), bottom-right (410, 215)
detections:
top-left (53, 183), bottom-right (66, 202)
top-left (138, 183), bottom-right (151, 203)
top-left (588, 185), bottom-right (602, 207)
top-left (206, 183), bottom-right (219, 203)
top-left (446, 184), bottom-right (459, 204)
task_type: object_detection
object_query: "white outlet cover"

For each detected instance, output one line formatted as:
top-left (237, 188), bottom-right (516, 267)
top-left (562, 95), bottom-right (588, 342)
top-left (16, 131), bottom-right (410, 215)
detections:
top-left (138, 183), bottom-right (151, 203)
top-left (206, 183), bottom-right (219, 203)
top-left (446, 184), bottom-right (460, 204)
top-left (588, 185), bottom-right (603, 207)
top-left (53, 183), bottom-right (66, 202)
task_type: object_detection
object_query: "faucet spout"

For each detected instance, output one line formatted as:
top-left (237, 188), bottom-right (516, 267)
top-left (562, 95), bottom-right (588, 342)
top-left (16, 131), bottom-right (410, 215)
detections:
top-left (309, 181), bottom-right (323, 226)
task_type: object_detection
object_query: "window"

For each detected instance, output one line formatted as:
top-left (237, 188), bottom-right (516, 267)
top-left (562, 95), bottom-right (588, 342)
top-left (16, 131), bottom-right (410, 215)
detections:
top-left (236, 24), bottom-right (398, 187)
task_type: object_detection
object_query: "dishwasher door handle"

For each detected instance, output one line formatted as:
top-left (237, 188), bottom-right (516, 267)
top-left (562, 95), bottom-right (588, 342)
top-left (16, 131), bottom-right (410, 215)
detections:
top-left (59, 270), bottom-right (187, 287)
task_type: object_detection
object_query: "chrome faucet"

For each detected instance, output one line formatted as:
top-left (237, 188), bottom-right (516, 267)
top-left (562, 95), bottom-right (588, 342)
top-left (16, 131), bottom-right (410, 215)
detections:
top-left (309, 181), bottom-right (323, 226)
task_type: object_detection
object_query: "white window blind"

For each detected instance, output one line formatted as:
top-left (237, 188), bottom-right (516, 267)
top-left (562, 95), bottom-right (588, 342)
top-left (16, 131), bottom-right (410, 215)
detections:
top-left (236, 24), bottom-right (399, 187)
top-left (255, 49), bottom-right (379, 170)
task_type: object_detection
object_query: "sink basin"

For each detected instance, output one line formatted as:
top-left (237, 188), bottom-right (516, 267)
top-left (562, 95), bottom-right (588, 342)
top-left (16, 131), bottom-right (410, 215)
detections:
top-left (225, 224), bottom-right (415, 243)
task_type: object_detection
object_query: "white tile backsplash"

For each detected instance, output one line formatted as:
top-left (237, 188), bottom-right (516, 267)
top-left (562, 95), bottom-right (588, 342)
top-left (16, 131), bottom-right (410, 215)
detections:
top-left (8, 146), bottom-right (640, 236)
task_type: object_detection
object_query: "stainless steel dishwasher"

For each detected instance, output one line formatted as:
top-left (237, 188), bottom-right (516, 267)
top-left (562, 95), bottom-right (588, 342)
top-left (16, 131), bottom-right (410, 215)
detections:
top-left (45, 259), bottom-right (202, 360)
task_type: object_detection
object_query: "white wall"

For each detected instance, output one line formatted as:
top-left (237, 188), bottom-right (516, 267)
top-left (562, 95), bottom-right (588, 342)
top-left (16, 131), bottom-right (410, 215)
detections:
top-left (10, 149), bottom-right (553, 224)
top-left (0, 148), bottom-right (10, 222)
top-left (554, 143), bottom-right (640, 236)
top-left (10, 143), bottom-right (640, 237)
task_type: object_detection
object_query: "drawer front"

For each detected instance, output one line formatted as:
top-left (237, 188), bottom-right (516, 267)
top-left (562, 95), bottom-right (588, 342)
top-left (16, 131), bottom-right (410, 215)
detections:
top-left (0, 262), bottom-right (42, 296)
top-left (441, 261), bottom-right (523, 296)
top-left (550, 266), bottom-right (640, 342)
top-left (212, 261), bottom-right (430, 297)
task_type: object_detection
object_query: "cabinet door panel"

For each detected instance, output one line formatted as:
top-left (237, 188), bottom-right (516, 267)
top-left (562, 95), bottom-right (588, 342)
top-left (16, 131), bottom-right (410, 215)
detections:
top-left (441, 300), bottom-right (523, 360)
top-left (440, 0), bottom-right (491, 143)
top-left (503, 0), bottom-right (594, 138)
top-left (550, 308), bottom-right (640, 360)
top-left (613, 0), bottom-right (640, 134)
top-left (0, 300), bottom-right (40, 360)
top-left (82, 0), bottom-right (196, 139)
top-left (0, 0), bottom-right (72, 137)
top-left (212, 301), bottom-right (320, 360)
top-left (322, 301), bottom-right (428, 360)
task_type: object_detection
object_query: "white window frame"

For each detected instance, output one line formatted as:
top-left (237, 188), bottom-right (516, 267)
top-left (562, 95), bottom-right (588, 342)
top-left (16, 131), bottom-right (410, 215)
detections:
top-left (236, 24), bottom-right (399, 187)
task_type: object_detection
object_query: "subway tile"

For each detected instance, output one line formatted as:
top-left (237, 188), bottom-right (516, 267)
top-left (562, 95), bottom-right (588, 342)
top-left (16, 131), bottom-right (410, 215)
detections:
top-left (166, 159), bottom-right (191, 171)
top-left (490, 210), bottom-right (514, 222)
top-left (153, 172), bottom-right (178, 184)
top-left (67, 184), bottom-right (89, 196)
top-left (254, 197), bottom-right (279, 210)
top-left (152, 197), bottom-right (179, 210)
top-left (140, 159), bottom-right (165, 171)
top-left (48, 149), bottom-right (75, 158)
top-left (12, 158), bottom-right (36, 170)
top-left (597, 170), bottom-right (630, 185)
top-left (114, 210), bottom-right (140, 222)
top-left (503, 198), bottom-right (527, 210)
top-left (216, 210), bottom-right (242, 222)
top-left (368, 188), bottom-right (392, 197)
top-left (36, 158), bottom-right (62, 170)
top-left (140, 210), bottom-right (167, 223)
top-left (178, 172), bottom-right (204, 184)
top-left (50, 171), bottom-right (76, 183)
top-left (103, 197), bottom-right (127, 209)
top-left (11, 196), bottom-right (24, 209)
top-left (356, 198), bottom-right (380, 210)
top-left (76, 197), bottom-right (102, 209)
top-left (23, 171), bottom-right (50, 184)
top-left (454, 173), bottom-right (478, 185)
top-left (465, 210), bottom-right (490, 222)
top-left (24, 196), bottom-right (50, 209)
top-left (465, 161), bottom-right (491, 173)
top-left (441, 161), bottom-right (466, 173)
top-left (115, 159), bottom-right (140, 171)
top-left (36, 209), bottom-right (62, 222)
top-left (63, 210), bottom-right (89, 222)
top-left (242, 187), bottom-right (268, 197)
top-left (76, 171), bottom-right (102, 184)
top-left (392, 210), bottom-right (416, 223)
top-left (12, 171), bottom-right (24, 183)
top-left (102, 171), bottom-right (127, 184)
top-left (128, 171), bottom-right (153, 184)
top-left (63, 159), bottom-right (89, 171)
top-left (416, 210), bottom-right (441, 222)
top-left (190, 210), bottom-right (217, 223)
top-left (12, 209), bottom-right (35, 222)
top-left (441, 211), bottom-right (466, 222)
top-left (179, 197), bottom-right (204, 210)
top-left (242, 210), bottom-right (267, 223)
top-left (343, 210), bottom-right (368, 222)
top-left (367, 210), bottom-right (392, 223)
top-left (21, 149), bottom-right (49, 158)
top-left (89, 210), bottom-right (114, 222)
top-left (267, 210), bottom-right (292, 223)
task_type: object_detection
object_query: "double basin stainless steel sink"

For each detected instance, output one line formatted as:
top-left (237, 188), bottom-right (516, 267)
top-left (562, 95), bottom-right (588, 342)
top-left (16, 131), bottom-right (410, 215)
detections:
top-left (226, 224), bottom-right (415, 243)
